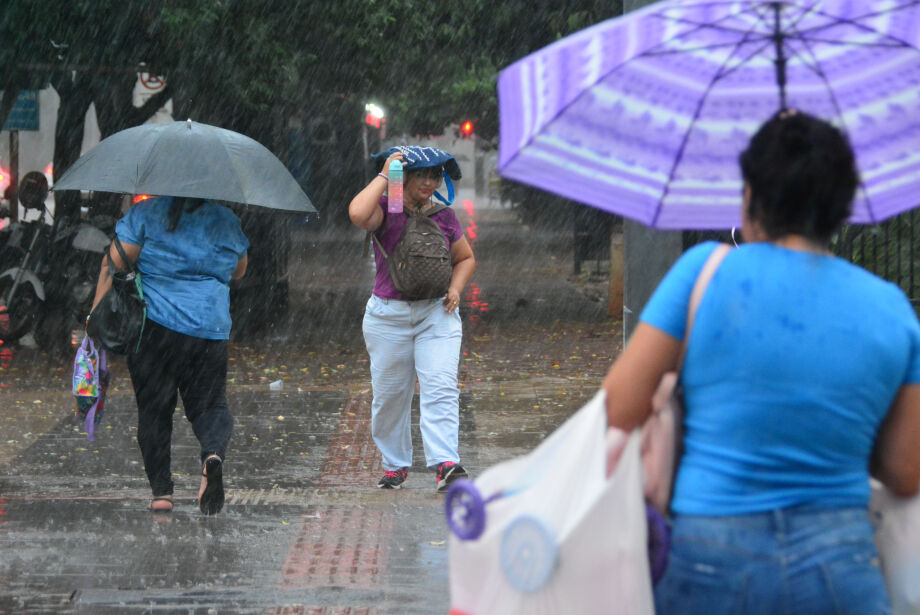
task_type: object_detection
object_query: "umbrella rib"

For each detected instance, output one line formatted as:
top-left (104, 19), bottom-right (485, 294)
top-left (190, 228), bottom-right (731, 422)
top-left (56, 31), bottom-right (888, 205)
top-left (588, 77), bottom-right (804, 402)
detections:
top-left (654, 4), bottom-right (918, 64)
top-left (506, 1), bottom-right (918, 225)
top-left (783, 36), bottom-right (908, 49)
top-left (793, 2), bottom-right (920, 52)
top-left (653, 0), bottom-right (815, 39)
top-left (652, 0), bottom-right (920, 48)
top-left (743, 2), bottom-right (919, 74)
top-left (699, 39), bottom-right (775, 85)
top-left (652, 4), bottom-right (816, 100)
top-left (651, 10), bottom-right (768, 227)
top-left (644, 37), bottom-right (773, 57)
top-left (653, 15), bottom-right (771, 38)
top-left (503, 4), bottom-right (769, 176)
top-left (785, 23), bottom-right (878, 224)
top-left (771, 37), bottom-right (824, 79)
top-left (793, 0), bottom-right (920, 36)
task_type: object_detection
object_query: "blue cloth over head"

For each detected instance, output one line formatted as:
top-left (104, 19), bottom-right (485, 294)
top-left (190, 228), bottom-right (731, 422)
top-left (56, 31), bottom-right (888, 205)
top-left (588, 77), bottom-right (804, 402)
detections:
top-left (373, 145), bottom-right (460, 205)
top-left (115, 196), bottom-right (249, 340)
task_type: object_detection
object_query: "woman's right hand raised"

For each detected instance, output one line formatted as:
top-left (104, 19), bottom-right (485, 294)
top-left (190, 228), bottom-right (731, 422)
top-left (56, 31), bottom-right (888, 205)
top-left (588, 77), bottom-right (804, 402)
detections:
top-left (350, 152), bottom-right (403, 230)
top-left (380, 152), bottom-right (404, 179)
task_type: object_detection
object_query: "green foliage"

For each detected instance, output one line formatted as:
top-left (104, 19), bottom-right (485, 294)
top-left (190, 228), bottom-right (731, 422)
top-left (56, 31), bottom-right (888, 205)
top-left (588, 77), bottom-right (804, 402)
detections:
top-left (148, 0), bottom-right (624, 141)
top-left (1, 0), bottom-right (624, 169)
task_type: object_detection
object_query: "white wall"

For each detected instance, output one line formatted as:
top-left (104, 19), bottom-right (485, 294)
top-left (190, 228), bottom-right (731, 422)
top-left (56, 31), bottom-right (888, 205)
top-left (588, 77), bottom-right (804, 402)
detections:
top-left (1, 75), bottom-right (172, 221)
top-left (1, 87), bottom-right (60, 221)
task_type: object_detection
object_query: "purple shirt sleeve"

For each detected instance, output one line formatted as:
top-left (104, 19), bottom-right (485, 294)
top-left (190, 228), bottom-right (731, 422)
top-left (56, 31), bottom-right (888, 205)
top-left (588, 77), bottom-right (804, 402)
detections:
top-left (435, 207), bottom-right (464, 244)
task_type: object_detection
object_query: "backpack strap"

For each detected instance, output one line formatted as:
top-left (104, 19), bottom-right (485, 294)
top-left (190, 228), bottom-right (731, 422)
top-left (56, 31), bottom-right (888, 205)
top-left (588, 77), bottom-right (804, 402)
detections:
top-left (371, 232), bottom-right (389, 261)
top-left (370, 203), bottom-right (450, 260)
top-left (423, 203), bottom-right (449, 217)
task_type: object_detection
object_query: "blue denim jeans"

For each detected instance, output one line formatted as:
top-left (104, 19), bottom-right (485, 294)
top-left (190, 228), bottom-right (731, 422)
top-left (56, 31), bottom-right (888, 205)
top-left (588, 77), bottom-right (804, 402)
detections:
top-left (362, 295), bottom-right (462, 470)
top-left (654, 507), bottom-right (891, 615)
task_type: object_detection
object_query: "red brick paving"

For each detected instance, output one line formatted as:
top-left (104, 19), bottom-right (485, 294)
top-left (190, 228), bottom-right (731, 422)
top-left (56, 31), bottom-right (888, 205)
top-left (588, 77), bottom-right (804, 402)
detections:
top-left (314, 390), bottom-right (381, 487)
top-left (278, 390), bottom-right (392, 593)
top-left (278, 504), bottom-right (392, 590)
top-left (269, 607), bottom-right (378, 614)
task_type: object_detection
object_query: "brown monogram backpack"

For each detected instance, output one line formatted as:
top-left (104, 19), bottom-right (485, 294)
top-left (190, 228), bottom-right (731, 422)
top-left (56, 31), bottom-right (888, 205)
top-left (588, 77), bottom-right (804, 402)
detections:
top-left (373, 204), bottom-right (453, 300)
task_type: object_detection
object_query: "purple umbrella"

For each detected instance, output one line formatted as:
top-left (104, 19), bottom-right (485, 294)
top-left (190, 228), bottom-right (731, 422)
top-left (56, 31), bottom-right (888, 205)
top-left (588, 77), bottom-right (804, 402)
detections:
top-left (498, 0), bottom-right (920, 229)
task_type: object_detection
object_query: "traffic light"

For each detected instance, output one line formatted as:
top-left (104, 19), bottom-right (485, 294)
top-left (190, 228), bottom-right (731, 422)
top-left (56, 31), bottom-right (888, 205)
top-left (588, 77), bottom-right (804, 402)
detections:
top-left (460, 120), bottom-right (474, 138)
top-left (365, 103), bottom-right (385, 129)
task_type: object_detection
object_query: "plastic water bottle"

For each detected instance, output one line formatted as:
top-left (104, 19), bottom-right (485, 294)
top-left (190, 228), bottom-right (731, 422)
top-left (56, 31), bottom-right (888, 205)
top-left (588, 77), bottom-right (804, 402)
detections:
top-left (388, 160), bottom-right (403, 214)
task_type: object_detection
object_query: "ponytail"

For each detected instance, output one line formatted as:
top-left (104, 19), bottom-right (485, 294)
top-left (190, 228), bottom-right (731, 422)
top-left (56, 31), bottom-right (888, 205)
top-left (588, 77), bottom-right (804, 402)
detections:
top-left (167, 197), bottom-right (206, 232)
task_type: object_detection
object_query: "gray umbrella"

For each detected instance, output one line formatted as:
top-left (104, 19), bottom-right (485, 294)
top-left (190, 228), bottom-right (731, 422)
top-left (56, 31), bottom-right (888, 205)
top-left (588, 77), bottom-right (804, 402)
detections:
top-left (52, 119), bottom-right (316, 213)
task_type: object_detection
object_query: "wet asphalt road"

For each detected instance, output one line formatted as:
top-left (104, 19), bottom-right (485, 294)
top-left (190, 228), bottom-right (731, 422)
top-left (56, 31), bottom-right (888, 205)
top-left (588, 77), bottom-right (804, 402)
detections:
top-left (0, 192), bottom-right (621, 614)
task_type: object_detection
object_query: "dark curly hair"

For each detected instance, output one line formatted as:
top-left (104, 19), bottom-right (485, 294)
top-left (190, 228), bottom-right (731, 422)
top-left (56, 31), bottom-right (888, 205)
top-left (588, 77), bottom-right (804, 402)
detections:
top-left (739, 110), bottom-right (858, 244)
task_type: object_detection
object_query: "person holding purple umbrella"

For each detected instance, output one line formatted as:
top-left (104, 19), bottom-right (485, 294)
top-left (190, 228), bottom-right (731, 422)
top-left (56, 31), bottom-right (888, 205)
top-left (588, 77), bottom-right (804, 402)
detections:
top-left (349, 145), bottom-right (476, 492)
top-left (602, 110), bottom-right (920, 613)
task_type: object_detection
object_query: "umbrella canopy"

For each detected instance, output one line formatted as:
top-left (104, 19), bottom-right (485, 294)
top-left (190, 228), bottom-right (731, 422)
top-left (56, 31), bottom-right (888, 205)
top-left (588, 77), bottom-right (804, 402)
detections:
top-left (498, 0), bottom-right (920, 229)
top-left (53, 120), bottom-right (316, 213)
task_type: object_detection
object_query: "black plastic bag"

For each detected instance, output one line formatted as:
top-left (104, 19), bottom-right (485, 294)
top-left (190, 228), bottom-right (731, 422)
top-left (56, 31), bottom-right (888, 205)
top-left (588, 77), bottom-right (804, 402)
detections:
top-left (87, 238), bottom-right (146, 354)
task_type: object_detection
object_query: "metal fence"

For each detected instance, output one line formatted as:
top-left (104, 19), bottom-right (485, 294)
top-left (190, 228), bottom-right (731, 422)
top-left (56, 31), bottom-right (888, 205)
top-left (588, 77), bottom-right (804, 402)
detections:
top-left (835, 210), bottom-right (920, 306)
top-left (684, 212), bottom-right (920, 308)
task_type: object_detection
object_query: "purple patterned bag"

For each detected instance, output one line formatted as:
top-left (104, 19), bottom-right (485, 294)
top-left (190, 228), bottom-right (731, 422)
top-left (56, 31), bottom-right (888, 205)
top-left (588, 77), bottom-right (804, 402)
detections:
top-left (73, 335), bottom-right (110, 441)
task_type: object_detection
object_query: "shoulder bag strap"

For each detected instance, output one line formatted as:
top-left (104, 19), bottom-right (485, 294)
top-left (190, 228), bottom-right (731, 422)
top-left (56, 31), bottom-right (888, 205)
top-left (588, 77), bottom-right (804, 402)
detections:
top-left (676, 243), bottom-right (732, 373)
top-left (108, 236), bottom-right (137, 275)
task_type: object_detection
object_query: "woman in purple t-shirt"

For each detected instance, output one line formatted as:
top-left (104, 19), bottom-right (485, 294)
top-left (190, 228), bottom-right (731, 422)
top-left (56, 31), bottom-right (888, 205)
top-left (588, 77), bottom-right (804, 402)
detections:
top-left (349, 146), bottom-right (476, 492)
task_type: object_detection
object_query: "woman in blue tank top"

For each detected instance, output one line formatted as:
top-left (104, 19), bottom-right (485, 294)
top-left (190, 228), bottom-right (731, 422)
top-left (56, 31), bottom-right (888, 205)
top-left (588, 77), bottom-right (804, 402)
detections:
top-left (603, 110), bottom-right (920, 614)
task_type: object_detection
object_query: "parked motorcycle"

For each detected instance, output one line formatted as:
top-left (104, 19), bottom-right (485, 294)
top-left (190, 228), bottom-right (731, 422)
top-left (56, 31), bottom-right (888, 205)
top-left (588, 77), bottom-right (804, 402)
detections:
top-left (0, 172), bottom-right (110, 349)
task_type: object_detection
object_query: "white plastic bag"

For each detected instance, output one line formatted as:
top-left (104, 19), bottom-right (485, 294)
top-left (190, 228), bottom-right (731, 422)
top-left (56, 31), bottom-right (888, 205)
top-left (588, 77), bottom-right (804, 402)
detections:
top-left (871, 482), bottom-right (920, 615)
top-left (448, 390), bottom-right (654, 615)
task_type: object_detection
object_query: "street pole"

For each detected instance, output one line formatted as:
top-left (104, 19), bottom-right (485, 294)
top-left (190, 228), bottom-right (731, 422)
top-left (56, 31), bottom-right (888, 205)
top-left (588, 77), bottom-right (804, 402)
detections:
top-left (619, 0), bottom-right (683, 340)
top-left (9, 131), bottom-right (18, 223)
top-left (473, 133), bottom-right (485, 198)
top-left (361, 121), bottom-right (369, 184)
top-left (362, 102), bottom-right (385, 185)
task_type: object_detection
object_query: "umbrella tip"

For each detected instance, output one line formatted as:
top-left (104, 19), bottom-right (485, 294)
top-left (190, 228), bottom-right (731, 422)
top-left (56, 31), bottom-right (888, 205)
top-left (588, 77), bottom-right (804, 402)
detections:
top-left (186, 118), bottom-right (192, 129)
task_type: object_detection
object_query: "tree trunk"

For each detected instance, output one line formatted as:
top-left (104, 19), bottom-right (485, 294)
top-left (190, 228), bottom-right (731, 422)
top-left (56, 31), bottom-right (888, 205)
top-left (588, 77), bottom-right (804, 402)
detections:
top-left (93, 72), bottom-right (173, 138)
top-left (0, 86), bottom-right (21, 132)
top-left (50, 72), bottom-right (93, 226)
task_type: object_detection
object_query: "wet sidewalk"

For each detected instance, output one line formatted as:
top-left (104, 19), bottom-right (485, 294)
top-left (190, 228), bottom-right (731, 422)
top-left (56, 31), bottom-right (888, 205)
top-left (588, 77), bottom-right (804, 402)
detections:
top-left (0, 194), bottom-right (621, 613)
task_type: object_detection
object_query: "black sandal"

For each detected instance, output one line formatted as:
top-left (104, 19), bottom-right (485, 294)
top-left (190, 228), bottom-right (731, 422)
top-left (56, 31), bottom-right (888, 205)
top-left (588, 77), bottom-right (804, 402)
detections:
top-left (199, 456), bottom-right (224, 515)
top-left (148, 495), bottom-right (173, 512)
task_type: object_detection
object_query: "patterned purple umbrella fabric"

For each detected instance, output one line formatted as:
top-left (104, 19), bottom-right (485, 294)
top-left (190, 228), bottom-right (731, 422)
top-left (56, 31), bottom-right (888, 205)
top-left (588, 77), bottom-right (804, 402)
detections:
top-left (498, 0), bottom-right (920, 229)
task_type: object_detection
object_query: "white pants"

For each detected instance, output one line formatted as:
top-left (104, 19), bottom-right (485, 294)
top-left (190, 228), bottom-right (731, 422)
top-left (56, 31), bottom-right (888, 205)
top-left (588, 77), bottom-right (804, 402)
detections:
top-left (362, 294), bottom-right (462, 470)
